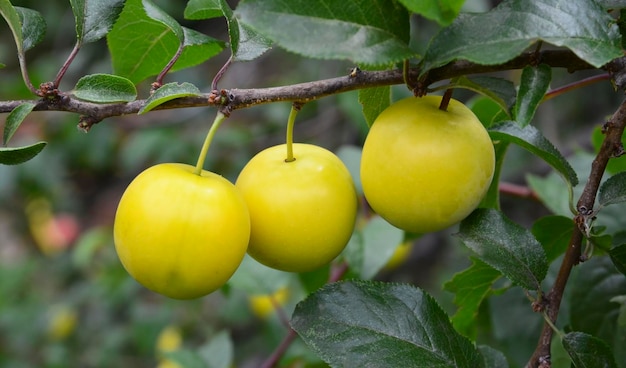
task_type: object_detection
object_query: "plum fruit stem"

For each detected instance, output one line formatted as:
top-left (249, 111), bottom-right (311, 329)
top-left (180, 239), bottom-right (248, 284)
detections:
top-left (285, 104), bottom-right (300, 162)
top-left (194, 111), bottom-right (227, 175)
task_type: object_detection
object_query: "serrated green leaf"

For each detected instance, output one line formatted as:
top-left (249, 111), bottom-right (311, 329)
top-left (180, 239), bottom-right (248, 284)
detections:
top-left (14, 7), bottom-right (45, 51)
top-left (448, 76), bottom-right (516, 117)
top-left (359, 86), bottom-right (390, 127)
top-left (478, 345), bottom-right (509, 368)
top-left (398, 0), bottom-right (464, 26)
top-left (4, 102), bottom-right (35, 145)
top-left (73, 73), bottom-right (137, 103)
top-left (562, 332), bottom-right (618, 368)
top-left (197, 331), bottom-right (233, 368)
top-left (568, 257), bottom-right (626, 354)
top-left (235, 0), bottom-right (415, 65)
top-left (0, 141), bottom-right (46, 165)
top-left (443, 257), bottom-right (501, 339)
top-left (108, 0), bottom-right (224, 83)
top-left (456, 208), bottom-right (548, 290)
top-left (142, 0), bottom-right (183, 41)
top-left (514, 64), bottom-right (552, 126)
top-left (599, 172), bottom-right (626, 207)
top-left (139, 82), bottom-right (201, 114)
top-left (185, 0), bottom-right (271, 61)
top-left (532, 215), bottom-right (573, 263)
top-left (490, 121), bottom-right (578, 187)
top-left (610, 244), bottom-right (626, 276)
top-left (70, 0), bottom-right (124, 44)
top-left (422, 0), bottom-right (622, 73)
top-left (291, 280), bottom-right (481, 368)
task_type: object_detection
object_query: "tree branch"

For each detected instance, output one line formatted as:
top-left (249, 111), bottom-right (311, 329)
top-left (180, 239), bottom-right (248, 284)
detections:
top-left (0, 49), bottom-right (601, 129)
top-left (526, 98), bottom-right (626, 368)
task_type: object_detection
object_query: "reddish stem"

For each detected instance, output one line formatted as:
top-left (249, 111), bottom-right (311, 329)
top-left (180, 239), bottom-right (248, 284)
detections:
top-left (543, 74), bottom-right (611, 102)
top-left (53, 42), bottom-right (81, 88)
top-left (499, 182), bottom-right (539, 201)
top-left (439, 88), bottom-right (453, 111)
top-left (154, 42), bottom-right (185, 89)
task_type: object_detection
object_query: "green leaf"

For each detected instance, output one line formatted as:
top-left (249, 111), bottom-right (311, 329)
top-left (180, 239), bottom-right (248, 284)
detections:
top-left (478, 345), bottom-right (509, 368)
top-left (443, 257), bottom-right (501, 339)
top-left (359, 86), bottom-right (390, 128)
top-left (291, 280), bottom-right (481, 367)
top-left (227, 255), bottom-right (291, 295)
top-left (235, 0), bottom-right (415, 65)
top-left (185, 0), bottom-right (271, 61)
top-left (360, 216), bottom-right (404, 279)
top-left (449, 76), bottom-right (516, 117)
top-left (480, 140), bottom-right (509, 209)
top-left (108, 0), bottom-right (224, 83)
top-left (610, 244), bottom-right (626, 276)
top-left (514, 64), bottom-right (552, 126)
top-left (422, 0), bottom-right (622, 73)
top-left (142, 0), bottom-right (183, 41)
top-left (562, 332), bottom-right (618, 368)
top-left (162, 350), bottom-right (207, 368)
top-left (490, 121), bottom-right (578, 187)
top-left (0, 141), bottom-right (46, 165)
top-left (184, 0), bottom-right (223, 19)
top-left (0, 1), bottom-right (25, 55)
top-left (568, 257), bottom-right (626, 354)
top-left (73, 73), bottom-right (137, 103)
top-left (70, 0), bottom-right (125, 44)
top-left (139, 82), bottom-right (201, 114)
top-left (456, 208), bottom-right (548, 290)
top-left (336, 145), bottom-right (363, 195)
top-left (468, 95), bottom-right (507, 128)
top-left (14, 7), bottom-right (45, 51)
top-left (526, 172), bottom-right (571, 216)
top-left (4, 102), bottom-right (35, 145)
top-left (599, 172), bottom-right (626, 207)
top-left (532, 215), bottom-right (573, 263)
top-left (197, 330), bottom-right (233, 368)
top-left (397, 0), bottom-right (464, 26)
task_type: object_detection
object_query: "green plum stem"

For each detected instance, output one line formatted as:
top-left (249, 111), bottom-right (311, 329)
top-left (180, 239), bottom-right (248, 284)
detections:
top-left (194, 111), bottom-right (227, 176)
top-left (285, 104), bottom-right (300, 162)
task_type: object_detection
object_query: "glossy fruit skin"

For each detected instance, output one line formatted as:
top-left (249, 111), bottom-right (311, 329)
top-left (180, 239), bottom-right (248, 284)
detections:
top-left (236, 143), bottom-right (358, 273)
top-left (113, 163), bottom-right (250, 299)
top-left (361, 96), bottom-right (495, 233)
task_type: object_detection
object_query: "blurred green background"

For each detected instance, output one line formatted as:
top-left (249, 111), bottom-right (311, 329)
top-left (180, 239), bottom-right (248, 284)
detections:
top-left (1, 1), bottom-right (625, 367)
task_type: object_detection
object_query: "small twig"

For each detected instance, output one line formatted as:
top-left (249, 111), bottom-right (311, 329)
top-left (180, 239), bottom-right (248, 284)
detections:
top-left (526, 98), bottom-right (626, 368)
